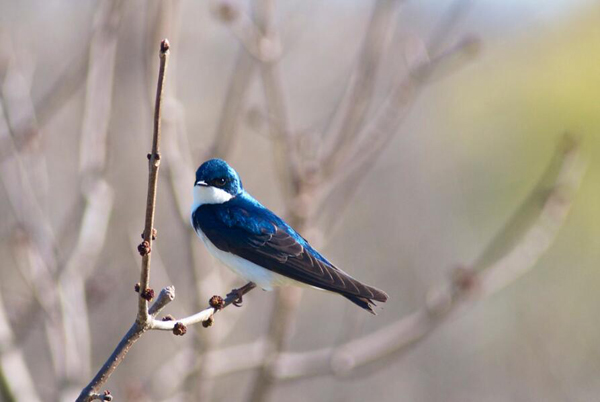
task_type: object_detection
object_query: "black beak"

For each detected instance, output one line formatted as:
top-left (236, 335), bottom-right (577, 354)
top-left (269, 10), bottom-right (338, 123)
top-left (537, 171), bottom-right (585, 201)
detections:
top-left (195, 180), bottom-right (208, 187)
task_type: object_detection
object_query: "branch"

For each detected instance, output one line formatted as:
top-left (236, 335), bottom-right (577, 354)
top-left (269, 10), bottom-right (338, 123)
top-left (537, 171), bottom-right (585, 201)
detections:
top-left (149, 282), bottom-right (256, 331)
top-left (320, 0), bottom-right (402, 178)
top-left (58, 3), bottom-right (123, 397)
top-left (137, 39), bottom-right (170, 324)
top-left (284, 136), bottom-right (585, 381)
top-left (0, 286), bottom-right (42, 402)
top-left (76, 39), bottom-right (170, 402)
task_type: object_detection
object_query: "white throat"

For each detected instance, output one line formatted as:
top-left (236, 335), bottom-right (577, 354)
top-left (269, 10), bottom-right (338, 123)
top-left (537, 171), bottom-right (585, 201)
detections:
top-left (192, 185), bottom-right (233, 212)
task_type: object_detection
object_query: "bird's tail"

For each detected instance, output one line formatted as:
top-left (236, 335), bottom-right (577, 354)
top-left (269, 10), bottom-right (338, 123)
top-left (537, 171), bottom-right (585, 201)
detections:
top-left (343, 285), bottom-right (388, 315)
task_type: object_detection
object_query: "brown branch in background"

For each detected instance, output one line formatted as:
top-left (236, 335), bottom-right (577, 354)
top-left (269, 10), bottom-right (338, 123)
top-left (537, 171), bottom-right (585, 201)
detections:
top-left (211, 49), bottom-right (257, 158)
top-left (320, 0), bottom-right (402, 178)
top-left (271, 137), bottom-right (585, 381)
top-left (317, 36), bottom-right (479, 233)
top-left (246, 1), bottom-right (305, 400)
top-left (242, 1), bottom-right (475, 400)
top-left (0, 286), bottom-right (42, 402)
top-left (0, 32), bottom-right (70, 394)
top-left (57, 2), bottom-right (123, 398)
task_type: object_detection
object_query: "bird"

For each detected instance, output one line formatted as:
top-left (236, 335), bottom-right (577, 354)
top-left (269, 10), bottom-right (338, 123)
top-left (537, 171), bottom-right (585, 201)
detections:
top-left (190, 158), bottom-right (388, 314)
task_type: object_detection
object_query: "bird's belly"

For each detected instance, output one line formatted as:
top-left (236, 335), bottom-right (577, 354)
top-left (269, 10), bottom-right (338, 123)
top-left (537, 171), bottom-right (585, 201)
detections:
top-left (196, 229), bottom-right (300, 291)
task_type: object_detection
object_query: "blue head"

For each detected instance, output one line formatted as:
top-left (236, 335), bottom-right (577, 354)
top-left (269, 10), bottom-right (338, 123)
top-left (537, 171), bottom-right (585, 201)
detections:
top-left (193, 159), bottom-right (243, 208)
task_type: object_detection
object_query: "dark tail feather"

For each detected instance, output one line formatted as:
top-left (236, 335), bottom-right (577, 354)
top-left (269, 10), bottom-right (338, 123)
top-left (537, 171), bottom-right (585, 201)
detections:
top-left (343, 295), bottom-right (380, 314)
top-left (343, 285), bottom-right (389, 314)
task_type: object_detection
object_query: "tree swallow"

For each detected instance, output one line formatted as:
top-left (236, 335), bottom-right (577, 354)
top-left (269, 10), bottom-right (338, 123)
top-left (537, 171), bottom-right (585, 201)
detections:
top-left (190, 159), bottom-right (388, 313)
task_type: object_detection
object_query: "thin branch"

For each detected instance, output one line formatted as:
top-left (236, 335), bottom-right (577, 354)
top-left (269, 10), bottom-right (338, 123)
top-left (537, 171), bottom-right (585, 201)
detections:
top-left (137, 39), bottom-right (170, 324)
top-left (254, 0), bottom-right (300, 205)
top-left (245, 1), bottom-right (305, 401)
top-left (150, 282), bottom-right (256, 331)
top-left (76, 39), bottom-right (170, 402)
top-left (316, 36), bottom-right (478, 232)
top-left (273, 138), bottom-right (583, 380)
top-left (320, 0), bottom-right (402, 178)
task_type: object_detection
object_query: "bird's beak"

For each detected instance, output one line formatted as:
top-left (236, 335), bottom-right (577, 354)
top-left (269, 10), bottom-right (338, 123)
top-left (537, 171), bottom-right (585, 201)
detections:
top-left (195, 180), bottom-right (208, 187)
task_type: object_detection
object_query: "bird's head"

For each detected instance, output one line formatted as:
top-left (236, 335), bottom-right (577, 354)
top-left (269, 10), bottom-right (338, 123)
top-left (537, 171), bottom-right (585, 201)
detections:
top-left (193, 159), bottom-right (243, 207)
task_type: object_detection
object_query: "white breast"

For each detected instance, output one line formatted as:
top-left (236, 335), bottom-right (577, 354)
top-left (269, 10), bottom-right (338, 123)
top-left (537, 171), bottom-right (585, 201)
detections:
top-left (194, 228), bottom-right (300, 291)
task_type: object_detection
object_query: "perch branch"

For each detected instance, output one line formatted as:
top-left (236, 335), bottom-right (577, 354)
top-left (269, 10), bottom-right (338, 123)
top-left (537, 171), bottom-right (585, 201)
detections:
top-left (137, 39), bottom-right (170, 324)
top-left (75, 39), bottom-right (170, 402)
top-left (150, 282), bottom-right (256, 331)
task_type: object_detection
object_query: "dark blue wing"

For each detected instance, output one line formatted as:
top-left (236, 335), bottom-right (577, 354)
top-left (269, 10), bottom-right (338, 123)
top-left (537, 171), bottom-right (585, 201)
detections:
top-left (192, 194), bottom-right (388, 303)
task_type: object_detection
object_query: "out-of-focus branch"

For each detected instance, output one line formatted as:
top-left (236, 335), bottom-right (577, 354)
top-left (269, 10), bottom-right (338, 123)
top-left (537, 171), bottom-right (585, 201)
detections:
top-left (0, 286), bottom-right (42, 402)
top-left (211, 0), bottom-right (271, 63)
top-left (317, 36), bottom-right (479, 233)
top-left (195, 135), bottom-right (585, 381)
top-left (255, 0), bottom-right (299, 203)
top-left (272, 137), bottom-right (584, 381)
top-left (320, 0), bottom-right (402, 178)
top-left (240, 2), bottom-right (475, 400)
top-left (245, 1), bottom-right (305, 401)
top-left (54, 3), bottom-right (124, 399)
top-left (0, 34), bottom-right (67, 392)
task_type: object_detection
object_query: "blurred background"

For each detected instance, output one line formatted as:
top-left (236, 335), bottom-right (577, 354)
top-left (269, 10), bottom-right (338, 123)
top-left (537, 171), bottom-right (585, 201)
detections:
top-left (0, 0), bottom-right (598, 401)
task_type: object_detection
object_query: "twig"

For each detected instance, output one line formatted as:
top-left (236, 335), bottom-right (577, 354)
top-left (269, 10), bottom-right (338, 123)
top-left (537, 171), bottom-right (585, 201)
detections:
top-left (137, 38), bottom-right (170, 324)
top-left (150, 282), bottom-right (257, 331)
top-left (75, 39), bottom-right (170, 402)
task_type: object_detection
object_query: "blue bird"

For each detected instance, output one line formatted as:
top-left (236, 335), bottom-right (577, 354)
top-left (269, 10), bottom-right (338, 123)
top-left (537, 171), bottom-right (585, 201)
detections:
top-left (190, 159), bottom-right (388, 313)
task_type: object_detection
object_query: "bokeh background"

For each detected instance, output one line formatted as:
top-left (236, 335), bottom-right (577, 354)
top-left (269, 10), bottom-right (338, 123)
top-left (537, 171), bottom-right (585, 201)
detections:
top-left (0, 1), bottom-right (599, 401)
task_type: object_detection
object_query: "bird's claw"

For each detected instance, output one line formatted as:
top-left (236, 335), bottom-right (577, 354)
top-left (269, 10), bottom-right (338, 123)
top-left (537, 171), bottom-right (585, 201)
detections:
top-left (227, 288), bottom-right (244, 307)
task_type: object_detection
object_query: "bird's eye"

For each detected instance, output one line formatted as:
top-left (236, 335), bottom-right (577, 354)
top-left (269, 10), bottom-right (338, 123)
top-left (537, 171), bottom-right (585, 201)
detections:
top-left (213, 178), bottom-right (227, 187)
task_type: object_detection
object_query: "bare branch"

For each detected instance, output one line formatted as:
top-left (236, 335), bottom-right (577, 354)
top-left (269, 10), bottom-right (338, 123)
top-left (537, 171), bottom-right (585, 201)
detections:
top-left (274, 136), bottom-right (584, 381)
top-left (316, 36), bottom-right (479, 232)
top-left (320, 0), bottom-right (403, 177)
top-left (137, 39), bottom-right (170, 324)
top-left (150, 283), bottom-right (256, 331)
top-left (76, 39), bottom-right (171, 402)
top-left (58, 3), bottom-right (123, 395)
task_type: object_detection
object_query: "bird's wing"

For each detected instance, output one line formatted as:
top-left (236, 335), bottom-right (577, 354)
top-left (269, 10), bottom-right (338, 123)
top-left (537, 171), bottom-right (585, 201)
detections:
top-left (193, 202), bottom-right (387, 303)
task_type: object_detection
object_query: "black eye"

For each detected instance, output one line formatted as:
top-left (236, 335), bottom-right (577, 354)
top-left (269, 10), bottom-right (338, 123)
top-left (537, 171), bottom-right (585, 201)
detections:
top-left (213, 178), bottom-right (227, 187)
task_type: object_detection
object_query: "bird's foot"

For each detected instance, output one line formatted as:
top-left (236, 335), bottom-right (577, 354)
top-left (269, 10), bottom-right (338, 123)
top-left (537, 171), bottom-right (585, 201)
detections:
top-left (227, 289), bottom-right (244, 307)
top-left (227, 282), bottom-right (256, 307)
